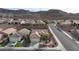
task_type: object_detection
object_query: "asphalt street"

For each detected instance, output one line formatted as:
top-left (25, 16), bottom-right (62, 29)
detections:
top-left (49, 24), bottom-right (79, 51)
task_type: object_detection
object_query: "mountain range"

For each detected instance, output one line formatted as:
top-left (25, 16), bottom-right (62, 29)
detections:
top-left (0, 8), bottom-right (79, 20)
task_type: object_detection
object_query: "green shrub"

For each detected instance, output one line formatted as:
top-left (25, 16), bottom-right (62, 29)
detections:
top-left (15, 41), bottom-right (22, 47)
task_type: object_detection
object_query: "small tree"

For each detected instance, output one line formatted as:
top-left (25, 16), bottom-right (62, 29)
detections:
top-left (42, 19), bottom-right (48, 24)
top-left (40, 33), bottom-right (50, 43)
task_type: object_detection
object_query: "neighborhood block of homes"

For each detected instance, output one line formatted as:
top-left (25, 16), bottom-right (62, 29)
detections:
top-left (0, 18), bottom-right (58, 51)
top-left (0, 17), bottom-right (79, 51)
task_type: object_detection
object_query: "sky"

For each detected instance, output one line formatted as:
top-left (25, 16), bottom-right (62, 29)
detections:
top-left (0, 0), bottom-right (79, 13)
top-left (7, 8), bottom-right (49, 12)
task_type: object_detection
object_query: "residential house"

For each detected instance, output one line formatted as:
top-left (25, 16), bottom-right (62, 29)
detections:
top-left (18, 28), bottom-right (30, 36)
top-left (30, 31), bottom-right (40, 47)
top-left (7, 33), bottom-right (23, 47)
top-left (2, 28), bottom-right (17, 35)
top-left (59, 20), bottom-right (71, 25)
top-left (0, 32), bottom-right (9, 46)
top-left (17, 28), bottom-right (31, 47)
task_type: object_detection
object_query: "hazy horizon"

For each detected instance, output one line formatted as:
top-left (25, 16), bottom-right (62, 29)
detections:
top-left (3, 8), bottom-right (79, 13)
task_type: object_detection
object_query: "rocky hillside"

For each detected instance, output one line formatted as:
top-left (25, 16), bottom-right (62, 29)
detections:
top-left (0, 8), bottom-right (79, 20)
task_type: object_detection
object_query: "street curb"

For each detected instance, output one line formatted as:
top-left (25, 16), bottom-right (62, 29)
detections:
top-left (48, 26), bottom-right (66, 51)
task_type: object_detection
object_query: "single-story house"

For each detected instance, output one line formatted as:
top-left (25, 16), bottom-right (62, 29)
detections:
top-left (2, 28), bottom-right (17, 35)
top-left (35, 20), bottom-right (45, 24)
top-left (0, 32), bottom-right (9, 46)
top-left (20, 20), bottom-right (26, 24)
top-left (30, 31), bottom-right (40, 46)
top-left (59, 20), bottom-right (71, 25)
top-left (17, 28), bottom-right (31, 47)
top-left (9, 20), bottom-right (21, 24)
top-left (18, 28), bottom-right (30, 37)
